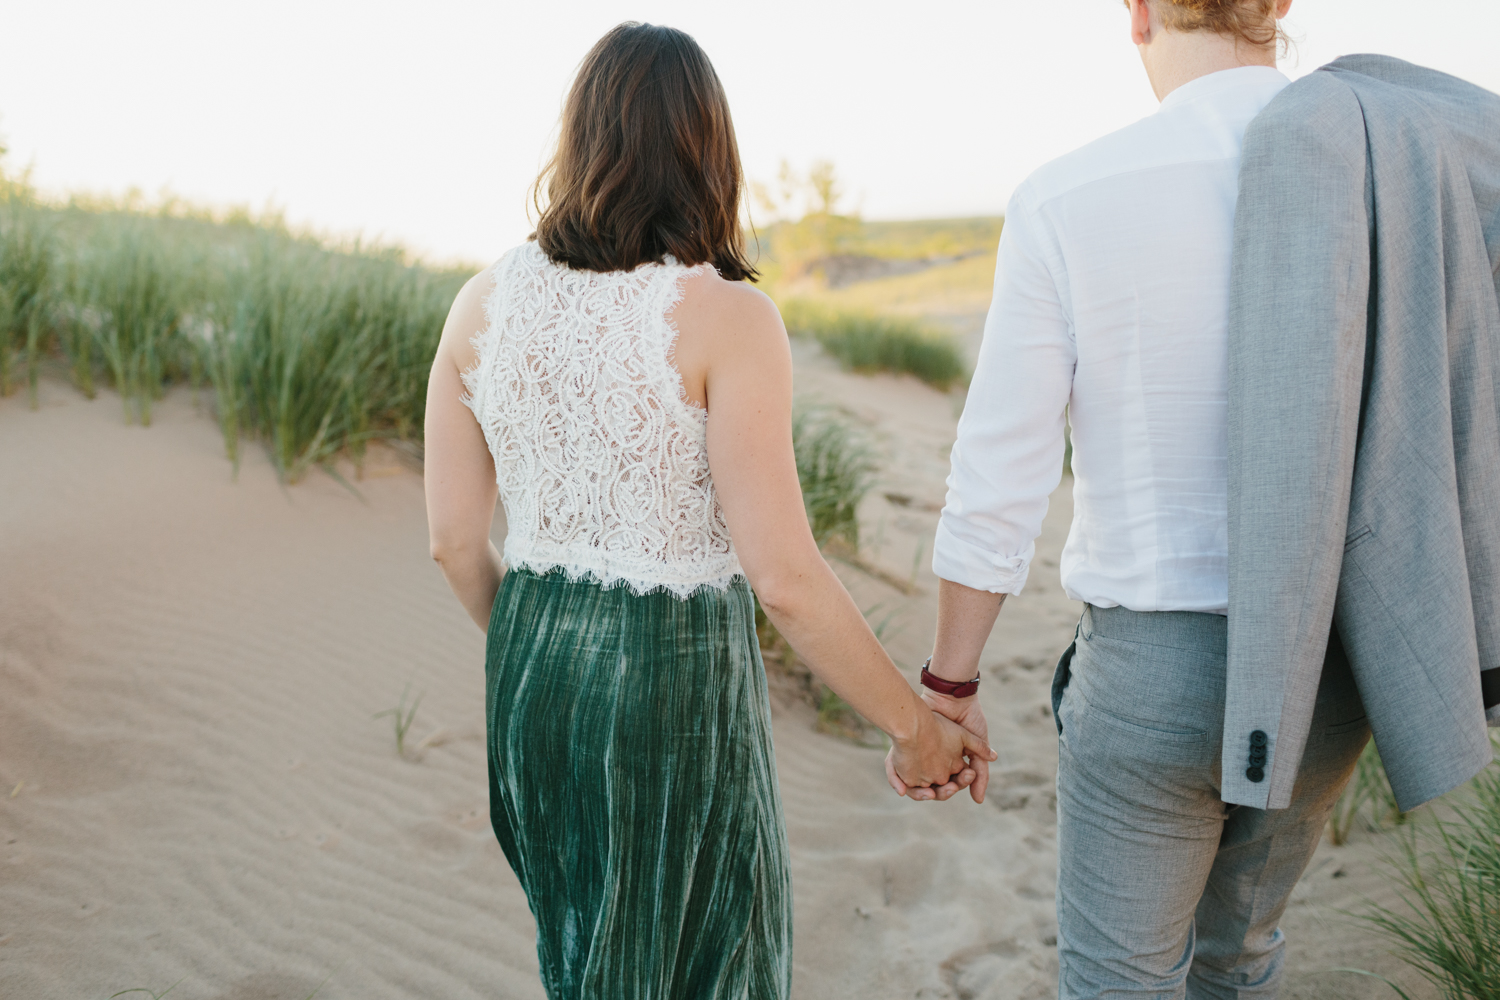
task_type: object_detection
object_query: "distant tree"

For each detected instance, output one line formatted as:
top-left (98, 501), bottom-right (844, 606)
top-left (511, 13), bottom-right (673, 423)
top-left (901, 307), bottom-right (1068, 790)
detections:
top-left (751, 159), bottom-right (862, 281)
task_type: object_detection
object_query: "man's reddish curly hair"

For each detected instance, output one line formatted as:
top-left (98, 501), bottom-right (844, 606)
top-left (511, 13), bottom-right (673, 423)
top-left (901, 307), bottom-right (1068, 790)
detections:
top-left (1148, 0), bottom-right (1286, 50)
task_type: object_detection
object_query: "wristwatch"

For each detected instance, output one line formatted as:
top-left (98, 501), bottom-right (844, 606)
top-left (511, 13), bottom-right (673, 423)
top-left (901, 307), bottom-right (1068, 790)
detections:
top-left (919, 657), bottom-right (980, 698)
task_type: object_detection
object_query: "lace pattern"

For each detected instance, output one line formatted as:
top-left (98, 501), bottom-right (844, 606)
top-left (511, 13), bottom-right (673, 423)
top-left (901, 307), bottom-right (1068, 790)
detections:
top-left (461, 242), bottom-right (743, 600)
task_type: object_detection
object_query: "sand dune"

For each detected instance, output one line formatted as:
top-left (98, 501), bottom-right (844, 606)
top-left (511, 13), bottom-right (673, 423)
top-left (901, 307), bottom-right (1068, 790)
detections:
top-left (0, 356), bottom-right (1432, 999)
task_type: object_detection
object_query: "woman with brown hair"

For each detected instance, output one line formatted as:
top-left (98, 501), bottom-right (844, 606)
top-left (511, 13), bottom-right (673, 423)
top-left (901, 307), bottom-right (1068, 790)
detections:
top-left (422, 21), bottom-right (993, 999)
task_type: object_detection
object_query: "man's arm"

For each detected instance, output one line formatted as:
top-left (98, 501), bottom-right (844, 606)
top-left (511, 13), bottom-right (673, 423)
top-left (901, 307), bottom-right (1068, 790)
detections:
top-left (926, 193), bottom-right (1075, 801)
top-left (931, 196), bottom-right (1073, 599)
top-left (929, 580), bottom-right (1007, 685)
top-left (923, 580), bottom-right (1007, 802)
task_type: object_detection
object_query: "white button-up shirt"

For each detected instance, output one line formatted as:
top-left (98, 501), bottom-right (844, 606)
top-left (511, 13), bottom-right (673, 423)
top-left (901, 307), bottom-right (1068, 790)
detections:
top-left (934, 66), bottom-right (1291, 614)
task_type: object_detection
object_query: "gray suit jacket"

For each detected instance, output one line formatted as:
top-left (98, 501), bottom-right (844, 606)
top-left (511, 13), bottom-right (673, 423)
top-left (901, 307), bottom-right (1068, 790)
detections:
top-left (1225, 55), bottom-right (1500, 812)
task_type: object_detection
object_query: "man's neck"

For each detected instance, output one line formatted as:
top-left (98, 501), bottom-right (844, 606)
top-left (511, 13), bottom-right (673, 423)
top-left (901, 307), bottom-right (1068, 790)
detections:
top-left (1142, 31), bottom-right (1277, 103)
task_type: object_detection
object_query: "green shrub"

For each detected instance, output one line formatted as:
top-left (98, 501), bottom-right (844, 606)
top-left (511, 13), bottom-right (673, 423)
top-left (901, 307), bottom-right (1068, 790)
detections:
top-left (780, 298), bottom-right (968, 390)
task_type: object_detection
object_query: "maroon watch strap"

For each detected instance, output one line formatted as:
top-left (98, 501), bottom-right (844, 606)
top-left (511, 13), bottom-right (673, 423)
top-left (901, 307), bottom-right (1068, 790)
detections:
top-left (920, 658), bottom-right (980, 698)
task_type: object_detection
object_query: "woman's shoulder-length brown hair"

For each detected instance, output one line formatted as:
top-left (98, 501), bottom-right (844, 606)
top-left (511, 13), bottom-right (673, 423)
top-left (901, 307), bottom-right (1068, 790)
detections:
top-left (531, 22), bottom-right (757, 282)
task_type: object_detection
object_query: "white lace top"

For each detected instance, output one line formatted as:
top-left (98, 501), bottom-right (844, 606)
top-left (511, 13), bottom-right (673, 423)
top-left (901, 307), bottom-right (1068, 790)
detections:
top-left (461, 242), bottom-right (743, 599)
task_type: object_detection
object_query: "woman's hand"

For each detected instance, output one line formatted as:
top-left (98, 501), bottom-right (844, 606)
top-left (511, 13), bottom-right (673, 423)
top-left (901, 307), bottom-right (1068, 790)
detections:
top-left (922, 692), bottom-right (991, 804)
top-left (884, 705), bottom-right (996, 802)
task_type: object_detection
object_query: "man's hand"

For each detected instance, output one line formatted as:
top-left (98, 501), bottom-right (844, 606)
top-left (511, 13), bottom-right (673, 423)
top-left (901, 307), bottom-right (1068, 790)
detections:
top-left (921, 691), bottom-right (991, 803)
top-left (884, 704), bottom-right (992, 801)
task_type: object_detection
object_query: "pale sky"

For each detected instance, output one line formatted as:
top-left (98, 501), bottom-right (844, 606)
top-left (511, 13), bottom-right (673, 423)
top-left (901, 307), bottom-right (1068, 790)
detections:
top-left (3, 1), bottom-right (1498, 266)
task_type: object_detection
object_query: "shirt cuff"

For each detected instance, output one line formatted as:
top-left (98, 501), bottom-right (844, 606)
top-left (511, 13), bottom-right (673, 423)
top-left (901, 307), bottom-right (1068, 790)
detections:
top-left (931, 518), bottom-right (1033, 596)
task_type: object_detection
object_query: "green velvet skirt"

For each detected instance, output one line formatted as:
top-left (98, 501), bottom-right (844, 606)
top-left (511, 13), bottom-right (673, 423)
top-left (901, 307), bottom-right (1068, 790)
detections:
top-left (485, 567), bottom-right (792, 1000)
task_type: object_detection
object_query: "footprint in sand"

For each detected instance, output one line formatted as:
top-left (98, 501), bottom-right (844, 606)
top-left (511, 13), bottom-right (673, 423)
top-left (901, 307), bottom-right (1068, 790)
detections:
top-left (942, 938), bottom-right (1055, 1000)
top-left (992, 789), bottom-right (1031, 811)
top-left (452, 805), bottom-right (487, 831)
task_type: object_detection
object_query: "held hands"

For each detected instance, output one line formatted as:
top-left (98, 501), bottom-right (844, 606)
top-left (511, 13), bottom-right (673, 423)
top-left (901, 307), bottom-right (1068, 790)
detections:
top-left (884, 700), bottom-right (996, 803)
top-left (923, 691), bottom-right (992, 804)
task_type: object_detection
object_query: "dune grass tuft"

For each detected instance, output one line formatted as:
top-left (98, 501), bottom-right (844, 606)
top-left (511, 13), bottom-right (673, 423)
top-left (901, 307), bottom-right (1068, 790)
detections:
top-left (779, 298), bottom-right (968, 391)
top-left (792, 404), bottom-right (876, 552)
top-left (199, 238), bottom-right (457, 480)
top-left (109, 982), bottom-right (182, 1000)
top-left (1328, 740), bottom-right (1408, 845)
top-left (1342, 749), bottom-right (1500, 1000)
top-left (0, 197), bottom-right (59, 405)
top-left (374, 683), bottom-right (425, 758)
top-left (72, 218), bottom-right (204, 425)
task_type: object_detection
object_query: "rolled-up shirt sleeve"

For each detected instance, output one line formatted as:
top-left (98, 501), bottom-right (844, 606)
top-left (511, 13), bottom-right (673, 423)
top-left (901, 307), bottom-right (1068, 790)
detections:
top-left (933, 194), bottom-right (1075, 595)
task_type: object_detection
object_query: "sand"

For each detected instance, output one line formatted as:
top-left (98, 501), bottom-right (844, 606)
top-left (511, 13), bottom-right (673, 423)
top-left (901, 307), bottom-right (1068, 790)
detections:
top-left (0, 354), bottom-right (1435, 999)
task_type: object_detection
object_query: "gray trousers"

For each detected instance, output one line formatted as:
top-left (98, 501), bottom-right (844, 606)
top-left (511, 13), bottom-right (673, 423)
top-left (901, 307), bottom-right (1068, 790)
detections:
top-left (1051, 605), bottom-right (1371, 999)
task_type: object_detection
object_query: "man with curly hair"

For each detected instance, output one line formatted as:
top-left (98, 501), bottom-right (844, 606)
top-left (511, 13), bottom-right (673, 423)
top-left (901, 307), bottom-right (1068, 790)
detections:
top-left (921, 3), bottom-right (1362, 998)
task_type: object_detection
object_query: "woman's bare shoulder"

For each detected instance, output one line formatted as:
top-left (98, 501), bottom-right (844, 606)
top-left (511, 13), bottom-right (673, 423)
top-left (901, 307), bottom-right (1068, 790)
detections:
top-left (675, 268), bottom-right (786, 350)
top-left (438, 266), bottom-right (500, 371)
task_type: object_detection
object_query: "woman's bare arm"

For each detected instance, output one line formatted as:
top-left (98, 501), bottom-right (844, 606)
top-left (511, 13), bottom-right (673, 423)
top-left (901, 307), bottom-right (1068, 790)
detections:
top-left (674, 274), bottom-right (996, 798)
top-left (424, 272), bottom-right (505, 631)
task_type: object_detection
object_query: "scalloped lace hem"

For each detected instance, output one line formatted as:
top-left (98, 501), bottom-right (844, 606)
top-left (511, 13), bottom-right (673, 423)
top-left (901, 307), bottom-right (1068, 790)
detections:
top-left (506, 557), bottom-right (745, 601)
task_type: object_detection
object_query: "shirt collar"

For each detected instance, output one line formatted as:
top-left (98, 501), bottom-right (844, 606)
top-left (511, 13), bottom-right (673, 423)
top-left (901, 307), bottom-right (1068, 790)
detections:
top-left (1159, 65), bottom-right (1291, 112)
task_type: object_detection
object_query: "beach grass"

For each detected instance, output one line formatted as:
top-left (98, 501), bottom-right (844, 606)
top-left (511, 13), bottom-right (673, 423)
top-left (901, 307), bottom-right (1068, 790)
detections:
top-left (109, 983), bottom-right (182, 1000)
top-left (374, 683), bottom-right (425, 758)
top-left (0, 195), bottom-right (59, 404)
top-left (0, 186), bottom-right (467, 479)
top-left (780, 298), bottom-right (968, 390)
top-left (1346, 748), bottom-right (1500, 1000)
top-left (5, 174), bottom-right (976, 481)
top-left (71, 216), bottom-right (204, 425)
top-left (792, 404), bottom-right (877, 551)
top-left (198, 237), bottom-right (458, 480)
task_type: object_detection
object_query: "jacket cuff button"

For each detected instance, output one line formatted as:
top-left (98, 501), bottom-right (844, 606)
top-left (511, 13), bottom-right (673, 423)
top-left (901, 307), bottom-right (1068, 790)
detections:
top-left (1246, 766), bottom-right (1265, 782)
